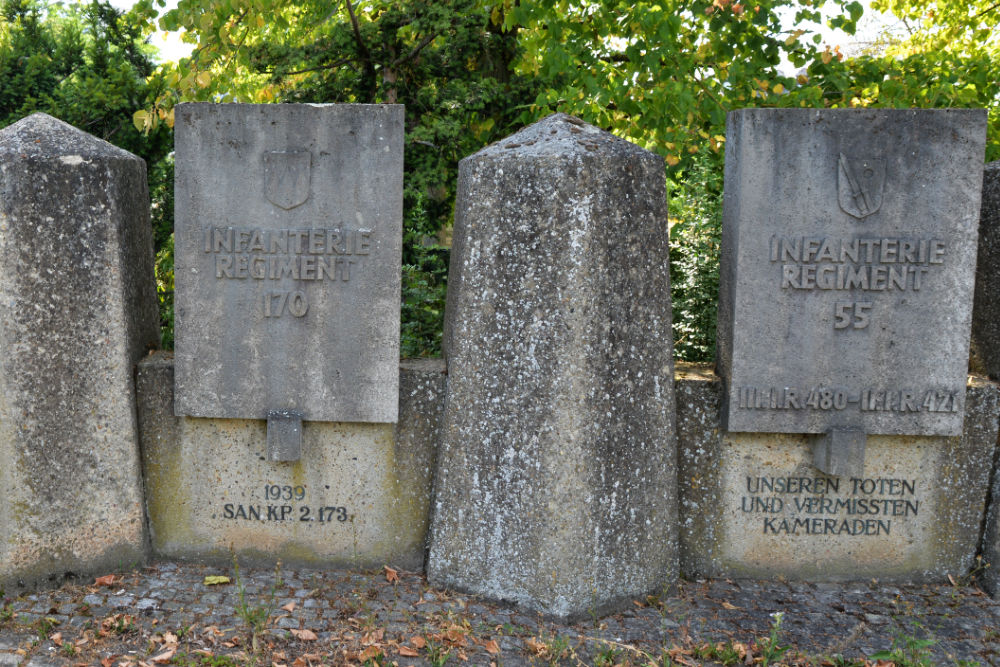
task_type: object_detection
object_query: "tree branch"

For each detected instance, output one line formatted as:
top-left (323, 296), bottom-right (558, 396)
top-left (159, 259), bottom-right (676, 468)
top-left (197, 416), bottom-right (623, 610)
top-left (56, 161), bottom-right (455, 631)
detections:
top-left (974, 0), bottom-right (1000, 18)
top-left (344, 0), bottom-right (377, 101)
top-left (345, 0), bottom-right (373, 63)
top-left (271, 57), bottom-right (355, 76)
top-left (392, 31), bottom-right (438, 66)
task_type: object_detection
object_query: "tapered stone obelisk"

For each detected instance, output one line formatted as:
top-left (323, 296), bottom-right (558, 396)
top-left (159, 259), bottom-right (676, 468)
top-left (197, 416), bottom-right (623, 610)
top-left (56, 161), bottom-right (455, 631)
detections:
top-left (428, 114), bottom-right (678, 619)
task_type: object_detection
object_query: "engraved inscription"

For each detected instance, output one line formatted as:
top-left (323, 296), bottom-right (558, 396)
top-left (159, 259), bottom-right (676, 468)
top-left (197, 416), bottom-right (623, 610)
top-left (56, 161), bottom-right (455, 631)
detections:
top-left (770, 235), bottom-right (947, 330)
top-left (736, 386), bottom-right (960, 414)
top-left (203, 226), bottom-right (372, 317)
top-left (220, 484), bottom-right (350, 523)
top-left (741, 475), bottom-right (919, 536)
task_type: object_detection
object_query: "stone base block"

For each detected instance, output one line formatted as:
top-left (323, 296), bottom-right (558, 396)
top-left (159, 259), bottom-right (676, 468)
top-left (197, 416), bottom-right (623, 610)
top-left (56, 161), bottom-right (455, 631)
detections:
top-left (138, 353), bottom-right (443, 570)
top-left (678, 364), bottom-right (999, 581)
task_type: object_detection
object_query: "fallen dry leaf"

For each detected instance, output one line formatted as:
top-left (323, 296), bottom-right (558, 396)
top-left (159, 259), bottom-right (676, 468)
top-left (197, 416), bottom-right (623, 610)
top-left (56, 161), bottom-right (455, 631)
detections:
top-left (411, 636), bottom-right (426, 649)
top-left (290, 628), bottom-right (318, 641)
top-left (525, 638), bottom-right (547, 656)
top-left (484, 639), bottom-right (500, 654)
top-left (444, 625), bottom-right (467, 646)
top-left (362, 628), bottom-right (385, 645)
top-left (384, 566), bottom-right (399, 583)
top-left (398, 645), bottom-right (420, 657)
top-left (203, 575), bottom-right (231, 586)
top-left (150, 647), bottom-right (175, 664)
top-left (49, 632), bottom-right (62, 644)
top-left (721, 601), bottom-right (740, 610)
top-left (101, 657), bottom-right (114, 667)
top-left (281, 601), bottom-right (297, 613)
top-left (95, 575), bottom-right (117, 587)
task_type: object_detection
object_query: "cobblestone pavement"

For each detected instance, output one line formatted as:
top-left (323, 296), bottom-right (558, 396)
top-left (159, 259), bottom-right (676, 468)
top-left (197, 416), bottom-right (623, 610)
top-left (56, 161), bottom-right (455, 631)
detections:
top-left (1, 561), bottom-right (999, 666)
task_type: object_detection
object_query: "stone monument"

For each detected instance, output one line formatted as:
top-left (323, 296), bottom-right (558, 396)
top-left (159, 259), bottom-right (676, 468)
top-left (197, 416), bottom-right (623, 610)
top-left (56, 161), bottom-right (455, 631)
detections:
top-left (173, 103), bottom-right (402, 459)
top-left (428, 114), bottom-right (678, 620)
top-left (717, 109), bottom-right (987, 477)
top-left (704, 108), bottom-right (992, 581)
top-left (145, 103), bottom-right (417, 568)
top-left (0, 113), bottom-right (158, 591)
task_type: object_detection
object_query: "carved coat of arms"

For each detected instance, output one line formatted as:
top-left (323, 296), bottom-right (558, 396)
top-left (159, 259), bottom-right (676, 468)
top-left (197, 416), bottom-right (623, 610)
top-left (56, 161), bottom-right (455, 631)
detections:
top-left (263, 150), bottom-right (312, 210)
top-left (837, 153), bottom-right (885, 219)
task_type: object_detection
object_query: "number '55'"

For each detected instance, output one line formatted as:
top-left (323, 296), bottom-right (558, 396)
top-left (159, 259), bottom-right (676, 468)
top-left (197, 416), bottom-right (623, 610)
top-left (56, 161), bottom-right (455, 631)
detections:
top-left (834, 301), bottom-right (872, 329)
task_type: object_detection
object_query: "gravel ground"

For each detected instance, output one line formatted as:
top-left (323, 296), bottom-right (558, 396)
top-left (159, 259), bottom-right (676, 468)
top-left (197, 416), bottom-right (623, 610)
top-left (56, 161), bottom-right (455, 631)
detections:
top-left (1, 561), bottom-right (998, 666)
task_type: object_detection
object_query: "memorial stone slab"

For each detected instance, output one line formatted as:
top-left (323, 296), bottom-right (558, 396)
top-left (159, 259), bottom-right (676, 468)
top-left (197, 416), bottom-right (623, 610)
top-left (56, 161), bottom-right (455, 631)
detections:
top-left (173, 103), bottom-right (402, 427)
top-left (428, 114), bottom-right (678, 620)
top-left (0, 113), bottom-right (158, 591)
top-left (717, 109), bottom-right (987, 475)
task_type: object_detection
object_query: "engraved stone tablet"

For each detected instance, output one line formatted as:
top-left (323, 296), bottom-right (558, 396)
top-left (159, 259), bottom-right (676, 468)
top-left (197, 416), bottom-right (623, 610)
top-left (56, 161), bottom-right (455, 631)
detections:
top-left (174, 104), bottom-right (402, 422)
top-left (717, 109), bottom-right (987, 436)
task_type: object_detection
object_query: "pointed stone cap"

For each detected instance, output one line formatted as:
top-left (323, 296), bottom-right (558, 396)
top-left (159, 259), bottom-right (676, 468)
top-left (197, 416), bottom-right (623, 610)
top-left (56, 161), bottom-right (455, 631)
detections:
top-left (0, 112), bottom-right (140, 161)
top-left (467, 113), bottom-right (656, 162)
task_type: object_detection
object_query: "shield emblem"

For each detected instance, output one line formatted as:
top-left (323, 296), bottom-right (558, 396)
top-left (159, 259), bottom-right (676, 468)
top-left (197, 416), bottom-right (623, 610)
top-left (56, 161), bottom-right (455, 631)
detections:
top-left (838, 153), bottom-right (885, 219)
top-left (263, 151), bottom-right (312, 210)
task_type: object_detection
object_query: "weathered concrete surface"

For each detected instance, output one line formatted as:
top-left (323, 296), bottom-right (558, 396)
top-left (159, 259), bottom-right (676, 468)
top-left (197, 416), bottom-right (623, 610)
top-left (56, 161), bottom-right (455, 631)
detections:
top-left (138, 353), bottom-right (444, 571)
top-left (717, 109), bottom-right (987, 437)
top-left (173, 103), bottom-right (402, 423)
top-left (971, 162), bottom-right (1000, 599)
top-left (971, 161), bottom-right (1000, 379)
top-left (677, 363), bottom-right (999, 581)
top-left (429, 114), bottom-right (678, 620)
top-left (0, 113), bottom-right (158, 592)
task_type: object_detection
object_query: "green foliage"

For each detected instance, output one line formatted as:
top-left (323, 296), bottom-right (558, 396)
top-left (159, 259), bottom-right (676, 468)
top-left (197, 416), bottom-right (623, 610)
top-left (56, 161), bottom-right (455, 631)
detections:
top-left (232, 554), bottom-right (283, 654)
top-left (33, 616), bottom-right (59, 639)
top-left (869, 621), bottom-right (937, 666)
top-left (756, 611), bottom-right (790, 666)
top-left (0, 0), bottom-right (175, 344)
top-left (0, 0), bottom-right (171, 157)
top-left (669, 148), bottom-right (723, 362)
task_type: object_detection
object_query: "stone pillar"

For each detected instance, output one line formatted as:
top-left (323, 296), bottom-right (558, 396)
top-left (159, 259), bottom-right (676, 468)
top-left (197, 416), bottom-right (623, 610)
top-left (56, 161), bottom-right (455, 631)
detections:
top-left (0, 113), bottom-right (158, 592)
top-left (428, 113), bottom-right (678, 620)
top-left (974, 161), bottom-right (1000, 597)
top-left (971, 161), bottom-right (1000, 379)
